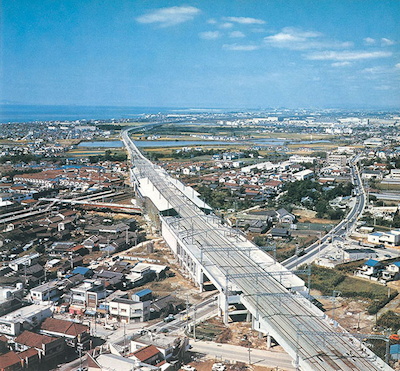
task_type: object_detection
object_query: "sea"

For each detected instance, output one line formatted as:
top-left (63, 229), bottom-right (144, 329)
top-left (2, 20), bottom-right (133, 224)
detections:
top-left (0, 104), bottom-right (225, 124)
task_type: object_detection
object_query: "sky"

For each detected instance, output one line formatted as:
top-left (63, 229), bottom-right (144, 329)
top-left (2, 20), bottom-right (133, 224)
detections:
top-left (1, 0), bottom-right (400, 109)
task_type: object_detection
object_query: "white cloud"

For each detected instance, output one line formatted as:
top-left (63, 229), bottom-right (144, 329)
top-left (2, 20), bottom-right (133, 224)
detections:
top-left (136, 6), bottom-right (200, 27)
top-left (364, 37), bottom-right (376, 45)
top-left (223, 16), bottom-right (265, 25)
top-left (264, 27), bottom-right (351, 50)
top-left (207, 18), bottom-right (217, 24)
top-left (381, 38), bottom-right (395, 46)
top-left (306, 50), bottom-right (392, 61)
top-left (266, 27), bottom-right (321, 43)
top-left (375, 85), bottom-right (393, 91)
top-left (223, 43), bottom-right (260, 51)
top-left (219, 22), bottom-right (234, 29)
top-left (229, 31), bottom-right (245, 38)
top-left (362, 66), bottom-right (385, 74)
top-left (199, 31), bottom-right (221, 40)
top-left (331, 61), bottom-right (351, 67)
top-left (395, 63), bottom-right (400, 69)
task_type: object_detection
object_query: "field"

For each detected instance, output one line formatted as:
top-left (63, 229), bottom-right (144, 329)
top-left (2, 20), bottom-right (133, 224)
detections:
top-left (66, 148), bottom-right (126, 157)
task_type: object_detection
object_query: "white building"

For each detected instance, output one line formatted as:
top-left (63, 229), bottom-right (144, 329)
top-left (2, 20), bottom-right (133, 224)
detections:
top-left (327, 153), bottom-right (348, 166)
top-left (381, 262), bottom-right (400, 282)
top-left (0, 304), bottom-right (52, 336)
top-left (30, 281), bottom-right (61, 304)
top-left (108, 297), bottom-right (150, 323)
top-left (293, 169), bottom-right (314, 181)
top-left (69, 280), bottom-right (107, 313)
top-left (368, 230), bottom-right (400, 247)
top-left (8, 252), bottom-right (40, 272)
top-left (289, 155), bottom-right (317, 163)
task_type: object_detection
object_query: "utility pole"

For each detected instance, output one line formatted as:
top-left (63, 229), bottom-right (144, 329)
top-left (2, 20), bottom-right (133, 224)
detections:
top-left (123, 321), bottom-right (126, 354)
top-left (193, 305), bottom-right (197, 341)
top-left (186, 295), bottom-right (190, 331)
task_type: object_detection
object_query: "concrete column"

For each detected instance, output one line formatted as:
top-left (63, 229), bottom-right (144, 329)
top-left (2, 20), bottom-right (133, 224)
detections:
top-left (223, 295), bottom-right (229, 325)
top-left (266, 334), bottom-right (272, 349)
top-left (246, 311), bottom-right (252, 323)
top-left (198, 271), bottom-right (203, 293)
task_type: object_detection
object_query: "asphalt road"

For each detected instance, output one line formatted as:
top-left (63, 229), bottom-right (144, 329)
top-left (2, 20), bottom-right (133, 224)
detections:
top-left (191, 340), bottom-right (295, 370)
top-left (282, 158), bottom-right (366, 270)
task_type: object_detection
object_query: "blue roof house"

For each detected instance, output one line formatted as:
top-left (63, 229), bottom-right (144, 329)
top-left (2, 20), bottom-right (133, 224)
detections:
top-left (357, 259), bottom-right (381, 279)
top-left (390, 344), bottom-right (400, 360)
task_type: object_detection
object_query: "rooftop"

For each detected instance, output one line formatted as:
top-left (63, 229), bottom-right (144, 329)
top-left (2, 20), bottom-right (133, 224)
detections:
top-left (134, 288), bottom-right (152, 298)
top-left (133, 344), bottom-right (161, 362)
top-left (0, 303), bottom-right (52, 323)
top-left (40, 317), bottom-right (89, 336)
top-left (15, 330), bottom-right (57, 348)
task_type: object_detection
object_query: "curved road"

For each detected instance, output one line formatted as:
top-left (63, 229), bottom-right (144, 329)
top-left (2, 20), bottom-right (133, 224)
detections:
top-left (282, 156), bottom-right (365, 270)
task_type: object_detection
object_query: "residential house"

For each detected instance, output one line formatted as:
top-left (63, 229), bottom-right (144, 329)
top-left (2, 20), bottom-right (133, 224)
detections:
top-left (130, 334), bottom-right (189, 363)
top-left (0, 284), bottom-right (24, 316)
top-left (381, 262), bottom-right (400, 282)
top-left (83, 236), bottom-right (99, 250)
top-left (30, 281), bottom-right (62, 304)
top-left (132, 289), bottom-right (152, 303)
top-left (39, 317), bottom-right (90, 349)
top-left (8, 253), bottom-right (40, 272)
top-left (270, 227), bottom-right (291, 238)
top-left (14, 330), bottom-right (64, 362)
top-left (108, 296), bottom-right (150, 323)
top-left (0, 351), bottom-right (23, 371)
top-left (72, 267), bottom-right (93, 278)
top-left (130, 345), bottom-right (164, 367)
top-left (276, 208), bottom-right (296, 224)
top-left (356, 259), bottom-right (381, 280)
top-left (390, 344), bottom-right (400, 361)
top-left (89, 352), bottom-right (160, 371)
top-left (69, 280), bottom-right (107, 315)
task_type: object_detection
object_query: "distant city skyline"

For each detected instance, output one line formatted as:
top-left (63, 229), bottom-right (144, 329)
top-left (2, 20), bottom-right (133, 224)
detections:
top-left (2, 1), bottom-right (400, 109)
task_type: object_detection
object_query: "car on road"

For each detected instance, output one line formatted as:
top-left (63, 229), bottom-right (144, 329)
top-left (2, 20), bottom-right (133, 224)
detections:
top-left (159, 327), bottom-right (169, 333)
top-left (163, 314), bottom-right (175, 322)
top-left (104, 324), bottom-right (116, 330)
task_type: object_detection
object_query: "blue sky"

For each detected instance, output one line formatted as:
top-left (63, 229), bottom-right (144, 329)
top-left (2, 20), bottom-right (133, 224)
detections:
top-left (2, 0), bottom-right (400, 109)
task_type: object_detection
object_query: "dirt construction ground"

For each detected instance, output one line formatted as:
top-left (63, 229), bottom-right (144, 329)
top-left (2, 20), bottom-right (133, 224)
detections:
top-left (182, 359), bottom-right (284, 371)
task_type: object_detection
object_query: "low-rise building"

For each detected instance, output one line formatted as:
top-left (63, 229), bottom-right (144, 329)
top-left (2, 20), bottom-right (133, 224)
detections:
top-left (39, 317), bottom-right (90, 349)
top-left (0, 304), bottom-right (52, 336)
top-left (276, 208), bottom-right (296, 224)
top-left (292, 169), bottom-right (314, 181)
top-left (342, 248), bottom-right (377, 262)
top-left (30, 281), bottom-right (61, 304)
top-left (8, 253), bottom-right (40, 272)
top-left (0, 283), bottom-right (24, 316)
top-left (14, 330), bottom-right (64, 362)
top-left (270, 227), bottom-right (291, 238)
top-left (368, 230), bottom-right (400, 247)
top-left (327, 153), bottom-right (347, 167)
top-left (356, 259), bottom-right (381, 280)
top-left (381, 262), bottom-right (400, 282)
top-left (69, 280), bottom-right (107, 315)
top-left (108, 297), bottom-right (150, 323)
